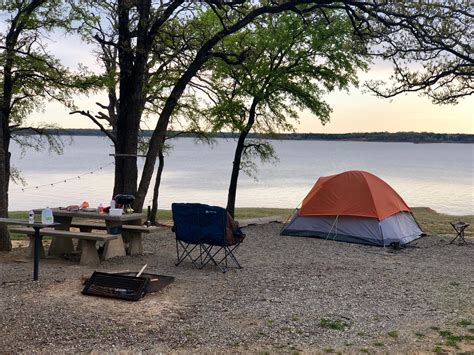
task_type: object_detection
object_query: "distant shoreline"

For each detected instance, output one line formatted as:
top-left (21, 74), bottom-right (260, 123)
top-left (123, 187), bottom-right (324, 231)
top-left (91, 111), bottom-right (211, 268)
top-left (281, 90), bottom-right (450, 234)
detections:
top-left (14, 128), bottom-right (474, 144)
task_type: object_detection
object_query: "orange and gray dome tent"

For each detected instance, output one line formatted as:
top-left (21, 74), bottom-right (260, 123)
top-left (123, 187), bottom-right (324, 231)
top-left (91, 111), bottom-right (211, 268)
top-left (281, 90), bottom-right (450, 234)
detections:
top-left (280, 170), bottom-right (423, 246)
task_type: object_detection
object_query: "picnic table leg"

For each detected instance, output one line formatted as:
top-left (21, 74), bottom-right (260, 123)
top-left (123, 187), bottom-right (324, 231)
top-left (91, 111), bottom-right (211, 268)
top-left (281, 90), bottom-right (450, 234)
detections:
top-left (33, 227), bottom-right (42, 281)
top-left (27, 235), bottom-right (45, 259)
top-left (48, 216), bottom-right (74, 256)
top-left (125, 219), bottom-right (143, 255)
top-left (103, 220), bottom-right (126, 260)
top-left (80, 240), bottom-right (100, 266)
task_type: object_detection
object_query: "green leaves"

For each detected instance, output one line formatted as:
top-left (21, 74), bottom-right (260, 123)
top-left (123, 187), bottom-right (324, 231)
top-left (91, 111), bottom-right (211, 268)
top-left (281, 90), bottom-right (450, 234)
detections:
top-left (205, 9), bottom-right (368, 135)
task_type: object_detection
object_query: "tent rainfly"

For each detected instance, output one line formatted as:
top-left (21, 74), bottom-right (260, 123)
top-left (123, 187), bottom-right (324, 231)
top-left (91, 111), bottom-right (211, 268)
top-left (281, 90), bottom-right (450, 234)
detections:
top-left (280, 170), bottom-right (423, 246)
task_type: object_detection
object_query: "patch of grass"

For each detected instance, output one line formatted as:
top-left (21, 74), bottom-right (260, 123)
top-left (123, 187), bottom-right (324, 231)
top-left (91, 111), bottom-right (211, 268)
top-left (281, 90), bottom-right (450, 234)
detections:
top-left (462, 334), bottom-right (474, 341)
top-left (433, 345), bottom-right (445, 353)
top-left (388, 330), bottom-right (399, 338)
top-left (267, 320), bottom-right (274, 326)
top-left (323, 348), bottom-right (334, 353)
top-left (234, 207), bottom-right (293, 220)
top-left (291, 315), bottom-right (300, 321)
top-left (291, 352), bottom-right (300, 355)
top-left (457, 319), bottom-right (473, 327)
top-left (9, 207), bottom-right (473, 235)
top-left (357, 332), bottom-right (367, 336)
top-left (359, 348), bottom-right (369, 353)
top-left (439, 330), bottom-right (453, 337)
top-left (344, 343), bottom-right (353, 346)
top-left (259, 352), bottom-right (270, 355)
top-left (449, 281), bottom-right (460, 287)
top-left (320, 318), bottom-right (349, 331)
top-left (438, 330), bottom-right (465, 348)
top-left (415, 332), bottom-right (425, 338)
top-left (373, 342), bottom-right (384, 347)
top-left (430, 326), bottom-right (440, 331)
top-left (411, 207), bottom-right (474, 236)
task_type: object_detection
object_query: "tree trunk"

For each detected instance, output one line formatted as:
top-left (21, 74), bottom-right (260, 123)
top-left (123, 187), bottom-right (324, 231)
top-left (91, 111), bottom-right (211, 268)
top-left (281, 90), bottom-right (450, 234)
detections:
top-left (0, 20), bottom-right (18, 251)
top-left (114, 0), bottom-right (148, 203)
top-left (149, 142), bottom-right (165, 225)
top-left (226, 99), bottom-right (258, 218)
top-left (0, 123), bottom-right (11, 251)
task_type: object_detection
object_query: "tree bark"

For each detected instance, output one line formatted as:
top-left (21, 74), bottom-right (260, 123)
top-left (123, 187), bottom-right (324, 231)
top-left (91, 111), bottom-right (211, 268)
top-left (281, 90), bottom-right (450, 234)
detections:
top-left (113, 0), bottom-right (149, 200)
top-left (226, 98), bottom-right (258, 218)
top-left (0, 120), bottom-right (11, 251)
top-left (149, 141), bottom-right (165, 225)
top-left (0, 9), bottom-right (23, 251)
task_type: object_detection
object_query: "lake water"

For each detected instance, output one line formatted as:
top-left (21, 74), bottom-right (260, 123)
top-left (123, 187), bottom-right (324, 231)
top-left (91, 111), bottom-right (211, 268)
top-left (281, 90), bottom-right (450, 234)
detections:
top-left (8, 136), bottom-right (474, 215)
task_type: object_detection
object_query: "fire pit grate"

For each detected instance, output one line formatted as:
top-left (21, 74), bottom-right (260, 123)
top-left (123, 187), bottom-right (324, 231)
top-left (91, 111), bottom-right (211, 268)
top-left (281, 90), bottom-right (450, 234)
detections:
top-left (82, 272), bottom-right (149, 301)
top-left (114, 272), bottom-right (174, 293)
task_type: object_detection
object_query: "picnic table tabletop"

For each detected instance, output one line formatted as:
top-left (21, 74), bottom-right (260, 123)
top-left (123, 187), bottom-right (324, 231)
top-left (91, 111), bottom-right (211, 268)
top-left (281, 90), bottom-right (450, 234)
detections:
top-left (33, 208), bottom-right (143, 221)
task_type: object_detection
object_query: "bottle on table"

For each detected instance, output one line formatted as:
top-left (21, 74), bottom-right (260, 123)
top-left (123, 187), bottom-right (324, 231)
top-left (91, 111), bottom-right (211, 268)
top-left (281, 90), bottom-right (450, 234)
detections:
top-left (41, 207), bottom-right (54, 224)
top-left (28, 210), bottom-right (34, 224)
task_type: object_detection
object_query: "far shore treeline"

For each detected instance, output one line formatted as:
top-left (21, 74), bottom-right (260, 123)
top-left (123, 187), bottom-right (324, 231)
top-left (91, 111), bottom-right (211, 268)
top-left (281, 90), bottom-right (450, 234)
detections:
top-left (15, 129), bottom-right (474, 144)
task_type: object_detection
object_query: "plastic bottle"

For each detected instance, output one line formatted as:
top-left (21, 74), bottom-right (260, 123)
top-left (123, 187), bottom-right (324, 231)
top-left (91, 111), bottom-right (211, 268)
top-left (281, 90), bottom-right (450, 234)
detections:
top-left (28, 210), bottom-right (35, 224)
top-left (41, 207), bottom-right (54, 225)
top-left (110, 199), bottom-right (116, 209)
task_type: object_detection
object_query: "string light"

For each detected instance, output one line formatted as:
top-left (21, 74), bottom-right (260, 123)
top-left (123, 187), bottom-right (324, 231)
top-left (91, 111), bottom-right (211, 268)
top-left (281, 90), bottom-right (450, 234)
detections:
top-left (15, 161), bottom-right (115, 193)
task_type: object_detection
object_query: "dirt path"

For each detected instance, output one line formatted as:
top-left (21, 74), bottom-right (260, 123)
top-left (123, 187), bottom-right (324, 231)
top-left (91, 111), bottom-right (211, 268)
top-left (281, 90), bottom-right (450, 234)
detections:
top-left (0, 223), bottom-right (472, 353)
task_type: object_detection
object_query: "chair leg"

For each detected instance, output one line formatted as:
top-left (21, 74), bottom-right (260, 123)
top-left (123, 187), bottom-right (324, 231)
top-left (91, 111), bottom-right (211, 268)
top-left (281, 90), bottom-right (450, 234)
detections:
top-left (174, 239), bottom-right (243, 273)
top-left (199, 245), bottom-right (227, 272)
top-left (175, 239), bottom-right (205, 268)
top-left (216, 244), bottom-right (242, 269)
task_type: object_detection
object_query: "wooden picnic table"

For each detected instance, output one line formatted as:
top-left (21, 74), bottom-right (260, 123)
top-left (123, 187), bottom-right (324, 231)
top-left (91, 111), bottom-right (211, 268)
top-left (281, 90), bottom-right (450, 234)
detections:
top-left (34, 208), bottom-right (143, 259)
top-left (0, 218), bottom-right (60, 280)
top-left (47, 208), bottom-right (142, 256)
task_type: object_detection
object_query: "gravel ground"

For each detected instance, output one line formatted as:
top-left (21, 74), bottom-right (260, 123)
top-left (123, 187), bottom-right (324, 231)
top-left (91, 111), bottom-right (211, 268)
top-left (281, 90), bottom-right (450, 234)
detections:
top-left (0, 223), bottom-right (473, 353)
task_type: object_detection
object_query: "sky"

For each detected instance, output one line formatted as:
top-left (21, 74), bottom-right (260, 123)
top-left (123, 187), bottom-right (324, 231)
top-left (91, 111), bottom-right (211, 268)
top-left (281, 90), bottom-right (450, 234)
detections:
top-left (27, 30), bottom-right (473, 135)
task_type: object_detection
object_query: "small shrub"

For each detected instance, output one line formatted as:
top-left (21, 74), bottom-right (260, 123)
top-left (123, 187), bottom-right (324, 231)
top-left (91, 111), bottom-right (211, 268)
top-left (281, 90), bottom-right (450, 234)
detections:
top-left (431, 326), bottom-right (440, 331)
top-left (439, 330), bottom-right (453, 337)
top-left (359, 348), bottom-right (369, 353)
top-left (388, 330), bottom-right (399, 338)
top-left (433, 345), bottom-right (445, 353)
top-left (415, 332), bottom-right (425, 338)
top-left (323, 348), bottom-right (334, 353)
top-left (373, 342), bottom-right (384, 347)
top-left (320, 318), bottom-right (349, 331)
top-left (457, 319), bottom-right (472, 327)
top-left (439, 330), bottom-right (463, 348)
top-left (291, 315), bottom-right (300, 321)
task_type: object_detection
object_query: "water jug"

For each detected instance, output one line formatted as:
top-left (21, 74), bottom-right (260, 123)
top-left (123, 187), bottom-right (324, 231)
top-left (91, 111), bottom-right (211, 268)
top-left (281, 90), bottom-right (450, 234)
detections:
top-left (28, 210), bottom-right (34, 224)
top-left (41, 207), bottom-right (54, 224)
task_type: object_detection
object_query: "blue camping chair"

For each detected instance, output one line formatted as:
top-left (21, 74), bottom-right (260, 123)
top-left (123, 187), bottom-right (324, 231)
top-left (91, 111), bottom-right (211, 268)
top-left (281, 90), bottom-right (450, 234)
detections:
top-left (171, 203), bottom-right (245, 272)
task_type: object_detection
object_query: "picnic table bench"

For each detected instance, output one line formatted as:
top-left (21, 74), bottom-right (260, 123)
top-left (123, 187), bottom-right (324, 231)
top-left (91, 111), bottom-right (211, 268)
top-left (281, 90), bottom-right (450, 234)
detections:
top-left (10, 227), bottom-right (119, 266)
top-left (69, 221), bottom-right (160, 255)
